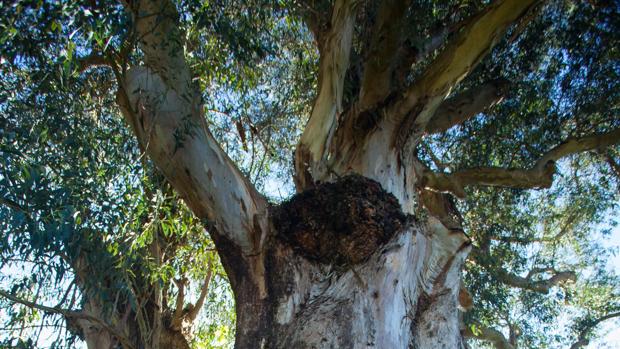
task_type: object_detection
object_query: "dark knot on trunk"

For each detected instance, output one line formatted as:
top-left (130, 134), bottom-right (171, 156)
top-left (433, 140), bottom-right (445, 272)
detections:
top-left (272, 175), bottom-right (410, 265)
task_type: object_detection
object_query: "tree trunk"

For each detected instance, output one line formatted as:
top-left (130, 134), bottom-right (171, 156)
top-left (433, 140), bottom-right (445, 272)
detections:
top-left (113, 1), bottom-right (540, 347)
top-left (217, 176), bottom-right (470, 349)
top-left (71, 297), bottom-right (192, 349)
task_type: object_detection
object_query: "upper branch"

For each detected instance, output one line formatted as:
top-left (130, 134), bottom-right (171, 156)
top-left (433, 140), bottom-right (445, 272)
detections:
top-left (294, 0), bottom-right (357, 188)
top-left (570, 312), bottom-right (620, 349)
top-left (420, 128), bottom-right (620, 197)
top-left (496, 268), bottom-right (576, 294)
top-left (425, 78), bottom-right (510, 134)
top-left (389, 0), bottom-right (540, 140)
top-left (186, 264), bottom-right (213, 322)
top-left (357, 0), bottom-right (411, 109)
top-left (471, 248), bottom-right (576, 293)
top-left (77, 53), bottom-right (111, 73)
top-left (117, 0), bottom-right (268, 254)
top-left (604, 151), bottom-right (620, 177)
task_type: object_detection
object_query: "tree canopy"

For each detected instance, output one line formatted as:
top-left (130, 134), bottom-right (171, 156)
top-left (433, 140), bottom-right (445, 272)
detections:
top-left (0, 0), bottom-right (619, 348)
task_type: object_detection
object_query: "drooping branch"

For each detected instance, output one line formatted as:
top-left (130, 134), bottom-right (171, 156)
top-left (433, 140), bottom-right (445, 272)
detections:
top-left (358, 0), bottom-right (411, 109)
top-left (390, 0), bottom-right (540, 145)
top-left (117, 0), bottom-right (269, 255)
top-left (425, 78), bottom-right (510, 134)
top-left (294, 0), bottom-right (357, 189)
top-left (569, 312), bottom-right (620, 349)
top-left (463, 322), bottom-right (515, 349)
top-left (420, 128), bottom-right (620, 197)
top-left (0, 289), bottom-right (135, 349)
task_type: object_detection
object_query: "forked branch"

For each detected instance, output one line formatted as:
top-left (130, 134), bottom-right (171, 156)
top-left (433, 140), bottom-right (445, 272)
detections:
top-left (390, 0), bottom-right (540, 126)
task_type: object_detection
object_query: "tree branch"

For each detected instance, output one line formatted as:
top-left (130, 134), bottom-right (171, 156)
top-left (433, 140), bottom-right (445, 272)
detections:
top-left (570, 312), bottom-right (620, 349)
top-left (390, 0), bottom-right (540, 145)
top-left (0, 289), bottom-right (135, 349)
top-left (77, 53), bottom-right (110, 73)
top-left (425, 78), bottom-right (510, 134)
top-left (294, 0), bottom-right (357, 189)
top-left (358, 0), bottom-right (411, 109)
top-left (603, 151), bottom-right (620, 178)
top-left (420, 128), bottom-right (620, 197)
top-left (172, 278), bottom-right (186, 325)
top-left (463, 322), bottom-right (515, 349)
top-left (186, 264), bottom-right (213, 322)
top-left (470, 247), bottom-right (576, 293)
top-left (0, 196), bottom-right (30, 218)
top-left (496, 269), bottom-right (576, 294)
top-left (118, 0), bottom-right (269, 256)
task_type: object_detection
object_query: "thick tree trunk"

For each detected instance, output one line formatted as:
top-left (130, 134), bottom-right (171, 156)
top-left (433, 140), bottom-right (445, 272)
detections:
top-left (264, 228), bottom-right (466, 348)
top-left (219, 176), bottom-right (470, 349)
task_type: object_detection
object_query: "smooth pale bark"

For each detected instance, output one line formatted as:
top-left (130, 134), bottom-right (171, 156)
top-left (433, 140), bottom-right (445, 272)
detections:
top-left (294, 0), bottom-right (357, 189)
top-left (265, 225), bottom-right (469, 348)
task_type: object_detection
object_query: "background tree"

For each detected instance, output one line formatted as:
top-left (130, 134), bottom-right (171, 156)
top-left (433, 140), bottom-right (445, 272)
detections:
top-left (0, 0), bottom-right (619, 348)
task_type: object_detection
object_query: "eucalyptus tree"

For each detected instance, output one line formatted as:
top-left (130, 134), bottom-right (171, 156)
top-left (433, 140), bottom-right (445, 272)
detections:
top-left (0, 0), bottom-right (619, 349)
